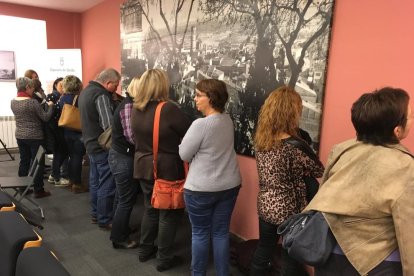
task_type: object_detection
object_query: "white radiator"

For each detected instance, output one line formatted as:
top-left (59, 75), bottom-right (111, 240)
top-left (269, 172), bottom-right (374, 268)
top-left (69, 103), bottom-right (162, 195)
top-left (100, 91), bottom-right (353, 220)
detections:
top-left (0, 116), bottom-right (17, 149)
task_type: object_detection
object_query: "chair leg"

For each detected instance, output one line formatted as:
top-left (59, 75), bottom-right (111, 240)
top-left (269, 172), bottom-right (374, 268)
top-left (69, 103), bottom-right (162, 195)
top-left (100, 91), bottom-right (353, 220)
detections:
top-left (23, 196), bottom-right (45, 219)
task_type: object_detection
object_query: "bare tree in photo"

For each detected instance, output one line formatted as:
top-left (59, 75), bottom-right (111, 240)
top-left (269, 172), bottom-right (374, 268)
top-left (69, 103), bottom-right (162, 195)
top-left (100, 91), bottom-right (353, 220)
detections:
top-left (140, 0), bottom-right (196, 83)
top-left (142, 28), bottom-right (161, 69)
top-left (273, 0), bottom-right (334, 87)
top-left (200, 0), bottom-right (280, 95)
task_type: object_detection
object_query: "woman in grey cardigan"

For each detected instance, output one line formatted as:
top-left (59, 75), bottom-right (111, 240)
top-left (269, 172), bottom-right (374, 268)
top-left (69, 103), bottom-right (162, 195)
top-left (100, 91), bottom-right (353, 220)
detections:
top-left (179, 79), bottom-right (241, 276)
top-left (11, 77), bottom-right (54, 198)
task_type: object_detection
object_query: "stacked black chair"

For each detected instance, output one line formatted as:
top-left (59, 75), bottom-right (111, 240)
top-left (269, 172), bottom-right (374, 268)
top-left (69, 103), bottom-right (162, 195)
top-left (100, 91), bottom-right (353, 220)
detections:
top-left (15, 247), bottom-right (70, 276)
top-left (0, 146), bottom-right (45, 218)
top-left (0, 211), bottom-right (42, 276)
top-left (0, 190), bottom-right (15, 211)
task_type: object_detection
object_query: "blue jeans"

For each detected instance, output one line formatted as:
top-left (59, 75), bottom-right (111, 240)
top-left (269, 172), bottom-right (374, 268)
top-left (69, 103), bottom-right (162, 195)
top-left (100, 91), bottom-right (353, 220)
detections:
top-left (184, 186), bottom-right (240, 276)
top-left (88, 151), bottom-right (116, 225)
top-left (108, 149), bottom-right (138, 242)
top-left (16, 138), bottom-right (45, 192)
top-left (65, 133), bottom-right (85, 184)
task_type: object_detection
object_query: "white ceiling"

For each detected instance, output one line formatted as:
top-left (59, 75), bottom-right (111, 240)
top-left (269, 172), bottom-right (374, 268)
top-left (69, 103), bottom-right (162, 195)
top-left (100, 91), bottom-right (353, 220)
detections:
top-left (1, 0), bottom-right (105, 12)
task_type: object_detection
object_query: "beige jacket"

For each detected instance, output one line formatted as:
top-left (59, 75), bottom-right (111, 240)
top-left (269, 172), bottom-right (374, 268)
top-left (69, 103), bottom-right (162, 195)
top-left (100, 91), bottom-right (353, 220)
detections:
top-left (306, 139), bottom-right (414, 276)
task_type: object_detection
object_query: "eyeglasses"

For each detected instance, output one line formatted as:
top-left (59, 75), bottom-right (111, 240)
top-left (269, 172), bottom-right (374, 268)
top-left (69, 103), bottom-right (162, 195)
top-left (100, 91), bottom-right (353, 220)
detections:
top-left (195, 92), bottom-right (207, 98)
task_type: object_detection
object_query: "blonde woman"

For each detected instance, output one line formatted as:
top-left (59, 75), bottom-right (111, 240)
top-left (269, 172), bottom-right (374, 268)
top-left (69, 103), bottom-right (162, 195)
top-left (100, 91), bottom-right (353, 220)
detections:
top-left (109, 76), bottom-right (140, 249)
top-left (130, 69), bottom-right (191, 271)
top-left (250, 86), bottom-right (324, 276)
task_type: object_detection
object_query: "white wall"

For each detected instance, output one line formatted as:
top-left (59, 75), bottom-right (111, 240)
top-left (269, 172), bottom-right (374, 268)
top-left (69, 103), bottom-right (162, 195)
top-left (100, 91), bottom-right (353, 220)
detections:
top-left (0, 15), bottom-right (47, 116)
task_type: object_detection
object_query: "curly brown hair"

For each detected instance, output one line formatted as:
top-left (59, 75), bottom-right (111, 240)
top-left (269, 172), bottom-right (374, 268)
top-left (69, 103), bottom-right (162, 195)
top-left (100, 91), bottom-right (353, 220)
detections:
top-left (254, 86), bottom-right (302, 151)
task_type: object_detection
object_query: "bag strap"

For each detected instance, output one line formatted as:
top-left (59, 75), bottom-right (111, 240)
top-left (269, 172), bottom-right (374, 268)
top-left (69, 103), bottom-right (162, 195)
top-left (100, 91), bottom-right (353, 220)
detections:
top-left (277, 210), bottom-right (316, 235)
top-left (152, 102), bottom-right (166, 179)
top-left (285, 136), bottom-right (319, 162)
top-left (152, 101), bottom-right (188, 180)
top-left (72, 95), bottom-right (78, 106)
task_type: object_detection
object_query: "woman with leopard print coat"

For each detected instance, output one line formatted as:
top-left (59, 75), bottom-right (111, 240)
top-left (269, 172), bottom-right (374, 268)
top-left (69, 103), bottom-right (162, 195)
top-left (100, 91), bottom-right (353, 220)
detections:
top-left (250, 86), bottom-right (324, 276)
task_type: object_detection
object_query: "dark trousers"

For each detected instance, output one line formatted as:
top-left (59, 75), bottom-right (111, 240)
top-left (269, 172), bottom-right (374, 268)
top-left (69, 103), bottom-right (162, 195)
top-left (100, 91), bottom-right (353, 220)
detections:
top-left (16, 138), bottom-right (45, 192)
top-left (108, 149), bottom-right (139, 243)
top-left (51, 128), bottom-right (68, 180)
top-left (65, 133), bottom-right (85, 184)
top-left (138, 179), bottom-right (184, 263)
top-left (315, 253), bottom-right (402, 276)
top-left (250, 218), bottom-right (307, 276)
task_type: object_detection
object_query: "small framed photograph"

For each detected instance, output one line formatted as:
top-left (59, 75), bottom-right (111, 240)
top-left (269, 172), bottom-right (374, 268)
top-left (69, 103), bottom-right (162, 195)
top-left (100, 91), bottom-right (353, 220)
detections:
top-left (0, 51), bottom-right (16, 81)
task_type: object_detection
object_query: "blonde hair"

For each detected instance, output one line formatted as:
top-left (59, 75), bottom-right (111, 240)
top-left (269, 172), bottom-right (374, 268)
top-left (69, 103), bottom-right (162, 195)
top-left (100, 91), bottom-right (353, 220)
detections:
top-left (133, 69), bottom-right (169, 111)
top-left (127, 76), bottom-right (140, 98)
top-left (254, 86), bottom-right (303, 151)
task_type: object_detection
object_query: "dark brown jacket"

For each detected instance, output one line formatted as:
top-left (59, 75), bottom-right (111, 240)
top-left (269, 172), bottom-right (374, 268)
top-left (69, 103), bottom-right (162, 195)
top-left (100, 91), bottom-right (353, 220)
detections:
top-left (131, 101), bottom-right (191, 181)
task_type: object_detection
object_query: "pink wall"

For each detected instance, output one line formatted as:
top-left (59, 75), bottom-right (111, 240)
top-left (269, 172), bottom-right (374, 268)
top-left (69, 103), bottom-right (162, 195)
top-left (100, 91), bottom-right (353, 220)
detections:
top-left (0, 3), bottom-right (81, 49)
top-left (319, 0), bottom-right (414, 163)
top-left (4, 0), bottom-right (414, 240)
top-left (80, 0), bottom-right (124, 85)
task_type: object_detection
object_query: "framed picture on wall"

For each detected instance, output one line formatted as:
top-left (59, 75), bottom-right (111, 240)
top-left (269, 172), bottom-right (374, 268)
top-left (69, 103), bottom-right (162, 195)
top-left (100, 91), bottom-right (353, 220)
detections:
top-left (120, 0), bottom-right (336, 157)
top-left (0, 51), bottom-right (16, 81)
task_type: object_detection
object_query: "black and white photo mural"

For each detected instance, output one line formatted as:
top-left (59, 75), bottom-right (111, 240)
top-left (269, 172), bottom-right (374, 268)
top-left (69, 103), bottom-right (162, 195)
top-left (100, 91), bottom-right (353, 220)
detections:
top-left (120, 0), bottom-right (335, 156)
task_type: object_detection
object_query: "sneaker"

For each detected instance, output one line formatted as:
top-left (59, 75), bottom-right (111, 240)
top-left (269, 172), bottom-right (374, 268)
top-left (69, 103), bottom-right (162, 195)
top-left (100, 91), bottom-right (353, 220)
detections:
top-left (54, 178), bottom-right (70, 187)
top-left (48, 175), bottom-right (56, 183)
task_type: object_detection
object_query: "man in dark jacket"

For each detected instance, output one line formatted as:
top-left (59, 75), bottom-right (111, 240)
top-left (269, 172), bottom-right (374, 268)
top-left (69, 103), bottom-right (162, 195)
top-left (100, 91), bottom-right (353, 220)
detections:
top-left (78, 68), bottom-right (120, 230)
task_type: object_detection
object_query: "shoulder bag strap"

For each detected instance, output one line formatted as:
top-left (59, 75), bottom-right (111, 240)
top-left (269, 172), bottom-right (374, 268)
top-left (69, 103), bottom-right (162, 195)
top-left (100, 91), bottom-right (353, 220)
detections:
top-left (285, 136), bottom-right (318, 162)
top-left (72, 95), bottom-right (79, 106)
top-left (152, 102), bottom-right (167, 179)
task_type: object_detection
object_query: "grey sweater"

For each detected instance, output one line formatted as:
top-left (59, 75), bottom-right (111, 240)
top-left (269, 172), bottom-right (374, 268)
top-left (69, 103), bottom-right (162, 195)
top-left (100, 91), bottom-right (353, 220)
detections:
top-left (179, 113), bottom-right (241, 192)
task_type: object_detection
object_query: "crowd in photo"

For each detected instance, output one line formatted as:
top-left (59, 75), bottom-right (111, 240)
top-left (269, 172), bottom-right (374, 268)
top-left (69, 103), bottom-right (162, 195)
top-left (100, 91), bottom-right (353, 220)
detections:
top-left (10, 67), bottom-right (414, 276)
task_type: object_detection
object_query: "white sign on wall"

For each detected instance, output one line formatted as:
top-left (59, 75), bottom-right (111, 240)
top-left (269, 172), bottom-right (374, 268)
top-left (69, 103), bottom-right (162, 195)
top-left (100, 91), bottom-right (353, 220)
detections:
top-left (44, 49), bottom-right (83, 94)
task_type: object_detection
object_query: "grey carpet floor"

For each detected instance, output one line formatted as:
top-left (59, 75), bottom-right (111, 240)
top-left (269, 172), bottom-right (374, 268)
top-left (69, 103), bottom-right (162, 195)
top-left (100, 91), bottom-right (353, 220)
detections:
top-left (0, 152), bottom-right (245, 276)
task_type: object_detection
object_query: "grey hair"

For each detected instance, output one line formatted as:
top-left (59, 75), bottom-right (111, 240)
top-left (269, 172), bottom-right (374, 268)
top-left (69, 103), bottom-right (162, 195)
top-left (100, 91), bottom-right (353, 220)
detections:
top-left (96, 68), bottom-right (121, 83)
top-left (62, 75), bottom-right (83, 94)
top-left (16, 77), bottom-right (33, 91)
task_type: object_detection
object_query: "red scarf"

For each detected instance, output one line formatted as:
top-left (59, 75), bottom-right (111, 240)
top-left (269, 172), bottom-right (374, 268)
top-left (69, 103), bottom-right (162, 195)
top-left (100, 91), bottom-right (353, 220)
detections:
top-left (17, 91), bottom-right (31, 97)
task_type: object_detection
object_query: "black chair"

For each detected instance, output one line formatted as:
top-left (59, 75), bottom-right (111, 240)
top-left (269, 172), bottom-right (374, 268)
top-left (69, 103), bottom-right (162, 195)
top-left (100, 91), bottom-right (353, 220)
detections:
top-left (16, 247), bottom-right (70, 276)
top-left (0, 190), bottom-right (15, 211)
top-left (0, 146), bottom-right (45, 218)
top-left (0, 211), bottom-right (42, 276)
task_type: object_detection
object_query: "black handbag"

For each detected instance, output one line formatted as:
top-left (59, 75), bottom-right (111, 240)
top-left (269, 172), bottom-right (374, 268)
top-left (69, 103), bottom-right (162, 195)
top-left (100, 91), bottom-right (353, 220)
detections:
top-left (277, 211), bottom-right (335, 266)
top-left (285, 136), bottom-right (321, 201)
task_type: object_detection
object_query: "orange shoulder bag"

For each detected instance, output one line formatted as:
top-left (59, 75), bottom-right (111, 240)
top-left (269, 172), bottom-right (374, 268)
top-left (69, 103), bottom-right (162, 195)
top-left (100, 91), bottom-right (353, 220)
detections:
top-left (151, 102), bottom-right (188, 209)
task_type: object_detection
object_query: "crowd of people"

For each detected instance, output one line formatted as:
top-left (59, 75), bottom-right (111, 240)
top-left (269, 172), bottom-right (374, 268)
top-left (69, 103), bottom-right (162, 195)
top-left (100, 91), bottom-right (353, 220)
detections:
top-left (10, 67), bottom-right (414, 276)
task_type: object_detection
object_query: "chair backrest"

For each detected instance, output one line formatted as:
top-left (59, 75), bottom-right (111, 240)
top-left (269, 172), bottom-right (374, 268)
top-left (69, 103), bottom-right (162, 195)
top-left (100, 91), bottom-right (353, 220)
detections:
top-left (0, 191), bottom-right (15, 211)
top-left (27, 146), bottom-right (45, 178)
top-left (15, 247), bottom-right (70, 276)
top-left (0, 211), bottom-right (41, 276)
